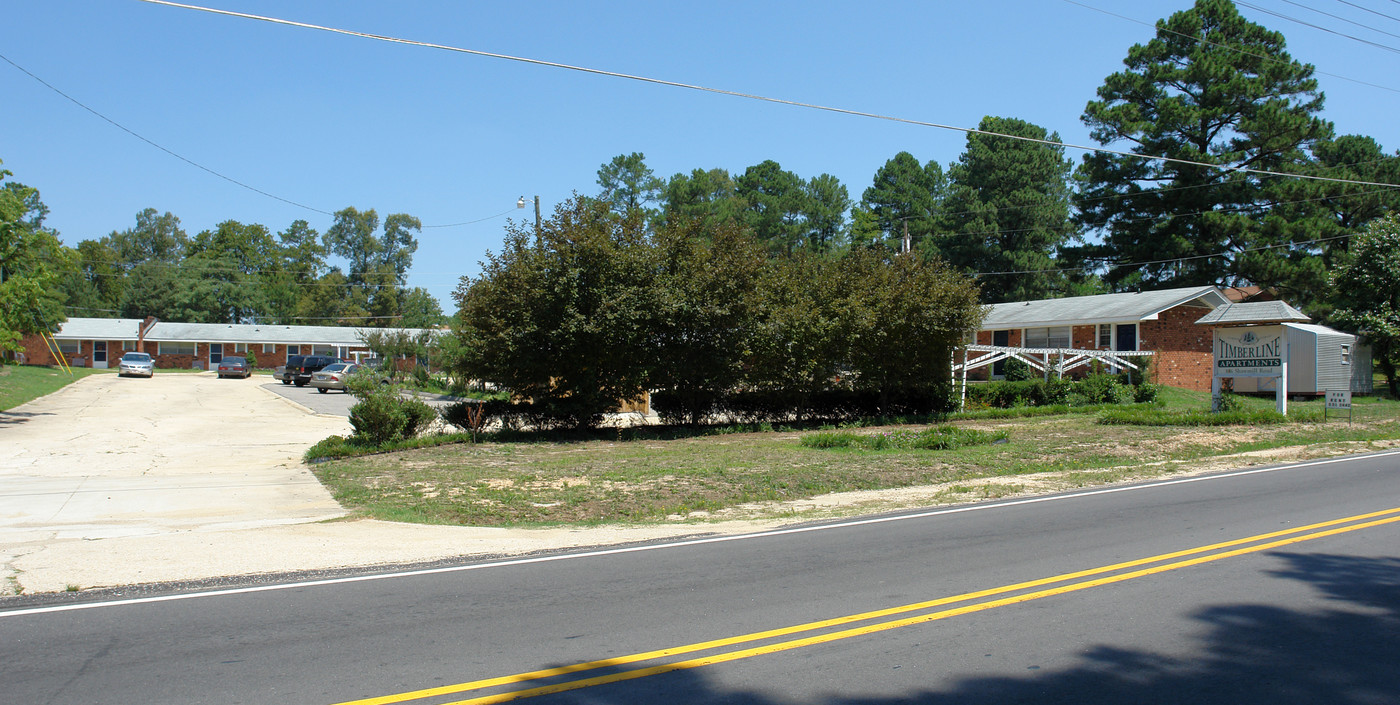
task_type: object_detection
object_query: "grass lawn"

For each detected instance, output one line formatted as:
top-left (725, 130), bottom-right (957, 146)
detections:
top-left (310, 388), bottom-right (1400, 528)
top-left (0, 365), bottom-right (109, 411)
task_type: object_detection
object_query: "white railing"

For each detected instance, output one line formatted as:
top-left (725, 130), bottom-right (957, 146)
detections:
top-left (952, 345), bottom-right (1155, 410)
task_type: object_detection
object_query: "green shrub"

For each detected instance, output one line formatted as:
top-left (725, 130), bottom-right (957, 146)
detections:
top-left (1003, 358), bottom-right (1034, 382)
top-left (411, 364), bottom-right (432, 387)
top-left (1133, 383), bottom-right (1161, 404)
top-left (348, 388), bottom-right (436, 444)
top-left (1075, 374), bottom-right (1130, 405)
top-left (1215, 390), bottom-right (1245, 412)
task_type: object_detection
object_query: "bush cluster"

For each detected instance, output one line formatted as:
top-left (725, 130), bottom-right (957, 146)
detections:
top-left (452, 196), bottom-right (985, 430)
top-left (966, 374), bottom-right (1159, 410)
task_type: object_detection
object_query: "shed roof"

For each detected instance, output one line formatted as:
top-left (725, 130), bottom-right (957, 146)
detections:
top-left (51, 318), bottom-right (439, 346)
top-left (982, 286), bottom-right (1228, 330)
top-left (1193, 301), bottom-right (1311, 326)
top-left (1284, 322), bottom-right (1350, 338)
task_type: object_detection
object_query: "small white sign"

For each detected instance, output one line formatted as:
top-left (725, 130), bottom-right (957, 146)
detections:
top-left (1326, 390), bottom-right (1352, 410)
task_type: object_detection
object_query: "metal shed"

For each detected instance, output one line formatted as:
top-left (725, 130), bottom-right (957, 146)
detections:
top-left (1226, 323), bottom-right (1372, 395)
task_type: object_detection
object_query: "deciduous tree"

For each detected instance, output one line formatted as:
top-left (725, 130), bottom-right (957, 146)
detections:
top-left (0, 167), bottom-right (73, 354)
top-left (1330, 213), bottom-right (1400, 398)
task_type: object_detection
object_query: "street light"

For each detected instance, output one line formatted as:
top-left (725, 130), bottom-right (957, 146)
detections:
top-left (517, 195), bottom-right (541, 245)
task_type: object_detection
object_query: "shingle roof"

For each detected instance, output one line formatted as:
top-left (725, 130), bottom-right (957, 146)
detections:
top-left (1193, 301), bottom-right (1311, 326)
top-left (982, 286), bottom-right (1229, 330)
top-left (51, 318), bottom-right (439, 345)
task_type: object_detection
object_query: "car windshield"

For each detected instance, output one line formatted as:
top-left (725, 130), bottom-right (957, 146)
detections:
top-left (322, 363), bottom-right (351, 373)
top-left (122, 353), bottom-right (151, 362)
top-left (222, 357), bottom-right (246, 365)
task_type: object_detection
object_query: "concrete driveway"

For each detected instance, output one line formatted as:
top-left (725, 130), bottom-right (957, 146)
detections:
top-left (0, 373), bottom-right (739, 595)
top-left (0, 373), bottom-right (352, 574)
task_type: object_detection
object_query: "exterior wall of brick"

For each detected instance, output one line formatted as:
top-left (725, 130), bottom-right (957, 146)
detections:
top-left (16, 335), bottom-right (376, 371)
top-left (969, 305), bottom-right (1217, 391)
top-left (1140, 305), bottom-right (1215, 391)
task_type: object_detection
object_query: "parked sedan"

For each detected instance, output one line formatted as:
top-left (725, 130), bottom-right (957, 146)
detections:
top-left (118, 351), bottom-right (154, 378)
top-left (216, 356), bottom-right (252, 379)
top-left (310, 362), bottom-right (359, 393)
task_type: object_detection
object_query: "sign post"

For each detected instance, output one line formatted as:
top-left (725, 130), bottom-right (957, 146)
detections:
top-left (1212, 325), bottom-right (1287, 415)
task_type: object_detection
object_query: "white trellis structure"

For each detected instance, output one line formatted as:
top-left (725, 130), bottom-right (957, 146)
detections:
top-left (952, 345), bottom-right (1155, 410)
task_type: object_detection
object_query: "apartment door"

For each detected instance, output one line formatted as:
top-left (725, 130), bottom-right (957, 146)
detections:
top-left (992, 330), bottom-right (1010, 378)
top-left (92, 341), bottom-right (108, 369)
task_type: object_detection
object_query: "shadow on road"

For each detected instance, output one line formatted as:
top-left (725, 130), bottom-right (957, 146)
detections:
top-left (527, 552), bottom-right (1399, 704)
top-left (0, 410), bottom-right (53, 425)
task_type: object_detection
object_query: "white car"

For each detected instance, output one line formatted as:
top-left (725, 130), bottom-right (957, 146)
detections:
top-left (118, 352), bottom-right (154, 378)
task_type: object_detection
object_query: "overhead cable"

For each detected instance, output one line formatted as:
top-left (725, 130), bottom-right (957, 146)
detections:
top-left (140, 0), bottom-right (1400, 192)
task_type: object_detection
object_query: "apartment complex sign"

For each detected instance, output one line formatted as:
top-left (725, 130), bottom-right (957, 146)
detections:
top-left (1213, 324), bottom-right (1289, 414)
top-left (1214, 325), bottom-right (1284, 377)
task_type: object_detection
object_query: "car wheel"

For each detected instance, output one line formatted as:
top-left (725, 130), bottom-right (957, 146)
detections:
top-left (281, 379), bottom-right (291, 385)
top-left (295, 379), bottom-right (307, 387)
top-left (317, 387), bottom-right (328, 394)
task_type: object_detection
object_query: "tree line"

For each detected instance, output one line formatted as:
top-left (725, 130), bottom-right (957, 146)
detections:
top-left (587, 0), bottom-right (1400, 316)
top-left (17, 200), bottom-right (444, 329)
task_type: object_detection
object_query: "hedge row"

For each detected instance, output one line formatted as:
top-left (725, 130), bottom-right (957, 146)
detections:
top-left (966, 374), bottom-right (1159, 409)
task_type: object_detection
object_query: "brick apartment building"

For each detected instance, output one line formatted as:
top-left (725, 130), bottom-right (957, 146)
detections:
top-left (17, 317), bottom-right (440, 371)
top-left (975, 286), bottom-right (1234, 391)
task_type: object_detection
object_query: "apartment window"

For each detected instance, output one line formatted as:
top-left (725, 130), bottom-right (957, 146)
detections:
top-left (262, 343), bottom-right (276, 354)
top-left (57, 340), bottom-right (79, 354)
top-left (1024, 326), bottom-right (1070, 349)
top-left (123, 340), bottom-right (136, 351)
top-left (1342, 344), bottom-right (1352, 365)
top-left (287, 345), bottom-right (300, 356)
top-left (1098, 324), bottom-right (1112, 347)
top-left (158, 342), bottom-right (196, 355)
top-left (233, 343), bottom-right (248, 353)
top-left (310, 344), bottom-right (336, 356)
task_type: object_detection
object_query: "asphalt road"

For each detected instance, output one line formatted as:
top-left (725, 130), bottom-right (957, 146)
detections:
top-left (3, 451), bottom-right (1398, 704)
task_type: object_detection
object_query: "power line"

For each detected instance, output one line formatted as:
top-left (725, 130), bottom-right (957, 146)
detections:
top-left (973, 233), bottom-right (1355, 277)
top-left (1235, 0), bottom-right (1400, 54)
top-left (1061, 0), bottom-right (1400, 93)
top-left (0, 50), bottom-right (331, 216)
top-left (0, 51), bottom-right (516, 230)
top-left (140, 0), bottom-right (1400, 193)
top-left (1334, 0), bottom-right (1400, 25)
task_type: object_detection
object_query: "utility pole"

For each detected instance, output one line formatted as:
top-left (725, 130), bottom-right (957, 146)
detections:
top-left (518, 195), bottom-right (542, 247)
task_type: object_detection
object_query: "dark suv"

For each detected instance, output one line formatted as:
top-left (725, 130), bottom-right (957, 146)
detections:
top-left (284, 354), bottom-right (341, 387)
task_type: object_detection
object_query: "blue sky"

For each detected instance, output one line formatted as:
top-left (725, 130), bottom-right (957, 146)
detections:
top-left (3, 1), bottom-right (1399, 313)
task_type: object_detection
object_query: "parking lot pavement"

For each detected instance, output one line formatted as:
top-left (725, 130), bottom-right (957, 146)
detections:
top-left (260, 378), bottom-right (360, 416)
top-left (0, 372), bottom-right (353, 590)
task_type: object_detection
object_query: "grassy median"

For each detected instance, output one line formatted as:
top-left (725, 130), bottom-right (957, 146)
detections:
top-left (309, 388), bottom-right (1400, 528)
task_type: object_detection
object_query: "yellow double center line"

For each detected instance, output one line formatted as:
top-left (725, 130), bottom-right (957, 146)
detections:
top-left (335, 506), bottom-right (1400, 705)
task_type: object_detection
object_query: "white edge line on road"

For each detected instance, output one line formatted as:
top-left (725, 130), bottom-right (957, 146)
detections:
top-left (5, 449), bottom-right (1399, 618)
